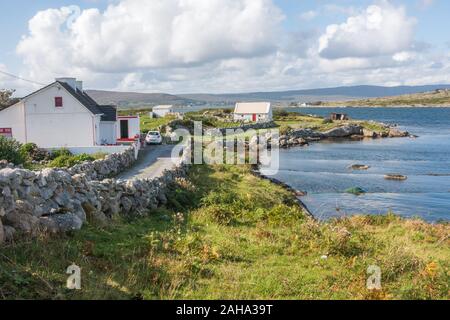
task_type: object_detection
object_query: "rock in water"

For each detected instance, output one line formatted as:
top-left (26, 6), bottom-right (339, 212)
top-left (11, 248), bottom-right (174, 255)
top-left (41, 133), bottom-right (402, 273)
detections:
top-left (350, 164), bottom-right (370, 170)
top-left (295, 190), bottom-right (308, 197)
top-left (384, 174), bottom-right (408, 181)
top-left (363, 129), bottom-right (377, 138)
top-left (323, 125), bottom-right (363, 138)
top-left (345, 187), bottom-right (367, 195)
top-left (388, 128), bottom-right (409, 138)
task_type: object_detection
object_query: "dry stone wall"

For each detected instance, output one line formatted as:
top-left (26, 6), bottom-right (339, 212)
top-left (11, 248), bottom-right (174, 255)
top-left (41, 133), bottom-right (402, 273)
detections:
top-left (0, 145), bottom-right (191, 244)
top-left (67, 147), bottom-right (136, 180)
top-left (205, 121), bottom-right (277, 136)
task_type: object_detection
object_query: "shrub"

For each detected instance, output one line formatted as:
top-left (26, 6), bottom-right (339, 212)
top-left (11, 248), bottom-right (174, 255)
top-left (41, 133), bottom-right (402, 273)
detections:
top-left (48, 155), bottom-right (72, 168)
top-left (319, 226), bottom-right (378, 258)
top-left (20, 143), bottom-right (50, 162)
top-left (0, 136), bottom-right (25, 165)
top-left (377, 246), bottom-right (423, 282)
top-left (202, 204), bottom-right (236, 225)
top-left (20, 142), bottom-right (38, 155)
top-left (50, 148), bottom-right (73, 159)
top-left (91, 152), bottom-right (107, 160)
top-left (263, 204), bottom-right (304, 225)
top-left (201, 189), bottom-right (238, 207)
top-left (322, 118), bottom-right (333, 124)
top-left (166, 184), bottom-right (197, 211)
top-left (49, 153), bottom-right (95, 168)
top-left (73, 153), bottom-right (95, 162)
top-left (274, 109), bottom-right (289, 118)
top-left (279, 125), bottom-right (291, 136)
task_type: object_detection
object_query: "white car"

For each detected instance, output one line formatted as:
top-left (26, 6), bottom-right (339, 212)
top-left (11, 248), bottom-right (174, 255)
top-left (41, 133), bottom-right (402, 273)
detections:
top-left (145, 131), bottom-right (163, 145)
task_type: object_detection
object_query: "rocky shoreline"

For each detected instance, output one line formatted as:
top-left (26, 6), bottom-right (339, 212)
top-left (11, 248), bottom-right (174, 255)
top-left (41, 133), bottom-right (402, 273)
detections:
top-left (252, 168), bottom-right (315, 219)
top-left (255, 122), bottom-right (413, 219)
top-left (278, 124), bottom-right (412, 148)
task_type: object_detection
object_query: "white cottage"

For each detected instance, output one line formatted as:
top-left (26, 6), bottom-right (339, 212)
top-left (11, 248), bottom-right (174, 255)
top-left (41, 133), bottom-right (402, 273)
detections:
top-left (233, 102), bottom-right (273, 122)
top-left (152, 105), bottom-right (174, 118)
top-left (0, 78), bottom-right (118, 147)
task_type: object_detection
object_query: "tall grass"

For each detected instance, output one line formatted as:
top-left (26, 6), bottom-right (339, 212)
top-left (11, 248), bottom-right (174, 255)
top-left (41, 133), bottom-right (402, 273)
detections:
top-left (0, 165), bottom-right (448, 300)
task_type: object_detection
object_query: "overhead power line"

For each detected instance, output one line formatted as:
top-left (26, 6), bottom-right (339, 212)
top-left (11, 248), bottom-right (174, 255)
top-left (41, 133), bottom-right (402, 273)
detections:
top-left (0, 69), bottom-right (46, 86)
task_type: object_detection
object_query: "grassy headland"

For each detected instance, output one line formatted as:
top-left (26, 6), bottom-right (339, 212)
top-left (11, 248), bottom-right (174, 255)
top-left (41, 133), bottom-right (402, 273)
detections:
top-left (274, 110), bottom-right (389, 134)
top-left (316, 89), bottom-right (450, 107)
top-left (1, 164), bottom-right (448, 300)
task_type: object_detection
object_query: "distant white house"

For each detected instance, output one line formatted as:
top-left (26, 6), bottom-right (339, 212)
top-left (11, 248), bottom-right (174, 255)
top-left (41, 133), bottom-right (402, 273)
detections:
top-left (233, 102), bottom-right (273, 122)
top-left (0, 78), bottom-right (118, 147)
top-left (152, 105), bottom-right (174, 118)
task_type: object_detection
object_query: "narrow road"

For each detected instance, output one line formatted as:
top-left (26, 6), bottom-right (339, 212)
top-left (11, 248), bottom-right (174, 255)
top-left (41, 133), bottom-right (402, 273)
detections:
top-left (117, 144), bottom-right (178, 181)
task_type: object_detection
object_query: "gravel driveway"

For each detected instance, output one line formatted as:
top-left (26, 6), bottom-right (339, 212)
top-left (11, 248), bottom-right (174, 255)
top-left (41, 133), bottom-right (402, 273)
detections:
top-left (117, 144), bottom-right (179, 181)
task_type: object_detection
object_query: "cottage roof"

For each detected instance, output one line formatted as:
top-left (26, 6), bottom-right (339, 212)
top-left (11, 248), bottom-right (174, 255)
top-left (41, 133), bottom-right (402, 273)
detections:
top-left (3, 81), bottom-right (117, 121)
top-left (97, 105), bottom-right (117, 122)
top-left (56, 81), bottom-right (103, 116)
top-left (234, 102), bottom-right (271, 114)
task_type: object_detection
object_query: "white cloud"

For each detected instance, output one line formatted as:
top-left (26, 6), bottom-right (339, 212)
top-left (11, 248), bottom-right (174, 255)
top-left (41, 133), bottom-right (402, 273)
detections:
top-left (17, 0), bottom-right (283, 81)
top-left (392, 51), bottom-right (416, 62)
top-left (299, 10), bottom-right (318, 21)
top-left (5, 0), bottom-right (449, 95)
top-left (318, 1), bottom-right (417, 59)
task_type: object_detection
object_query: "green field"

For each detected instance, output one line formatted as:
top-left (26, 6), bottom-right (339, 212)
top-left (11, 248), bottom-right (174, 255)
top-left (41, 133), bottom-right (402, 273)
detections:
top-left (1, 165), bottom-right (448, 300)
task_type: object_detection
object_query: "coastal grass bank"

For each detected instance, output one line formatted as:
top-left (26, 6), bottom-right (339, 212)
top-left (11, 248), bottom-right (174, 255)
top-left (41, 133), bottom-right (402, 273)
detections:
top-left (0, 164), bottom-right (448, 300)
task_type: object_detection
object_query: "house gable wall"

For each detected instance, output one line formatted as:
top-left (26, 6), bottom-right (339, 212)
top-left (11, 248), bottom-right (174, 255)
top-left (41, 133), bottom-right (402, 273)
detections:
top-left (0, 102), bottom-right (26, 142)
top-left (24, 84), bottom-right (95, 147)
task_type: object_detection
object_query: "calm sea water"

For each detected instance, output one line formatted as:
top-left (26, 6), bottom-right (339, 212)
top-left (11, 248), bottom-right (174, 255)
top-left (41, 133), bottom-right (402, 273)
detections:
top-left (266, 107), bottom-right (450, 222)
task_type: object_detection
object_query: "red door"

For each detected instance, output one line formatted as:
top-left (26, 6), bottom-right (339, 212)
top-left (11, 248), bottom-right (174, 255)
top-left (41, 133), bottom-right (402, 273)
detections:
top-left (252, 114), bottom-right (257, 121)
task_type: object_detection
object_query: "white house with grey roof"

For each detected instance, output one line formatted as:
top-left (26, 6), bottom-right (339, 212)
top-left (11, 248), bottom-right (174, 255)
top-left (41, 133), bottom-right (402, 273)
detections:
top-left (233, 102), bottom-right (273, 122)
top-left (152, 105), bottom-right (174, 118)
top-left (0, 78), bottom-right (118, 147)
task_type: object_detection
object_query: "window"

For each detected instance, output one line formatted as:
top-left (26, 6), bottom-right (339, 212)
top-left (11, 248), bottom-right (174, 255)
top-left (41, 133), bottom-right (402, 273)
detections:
top-left (55, 97), bottom-right (63, 107)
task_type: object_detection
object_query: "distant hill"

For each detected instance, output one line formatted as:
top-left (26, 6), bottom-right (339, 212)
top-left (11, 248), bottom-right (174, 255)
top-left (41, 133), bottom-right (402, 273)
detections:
top-left (318, 89), bottom-right (450, 107)
top-left (87, 85), bottom-right (450, 108)
top-left (180, 85), bottom-right (450, 103)
top-left (87, 90), bottom-right (197, 108)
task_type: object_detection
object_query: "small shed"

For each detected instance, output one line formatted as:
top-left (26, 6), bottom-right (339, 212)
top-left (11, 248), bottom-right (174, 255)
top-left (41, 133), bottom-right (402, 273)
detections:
top-left (153, 105), bottom-right (174, 118)
top-left (117, 116), bottom-right (141, 143)
top-left (330, 113), bottom-right (349, 121)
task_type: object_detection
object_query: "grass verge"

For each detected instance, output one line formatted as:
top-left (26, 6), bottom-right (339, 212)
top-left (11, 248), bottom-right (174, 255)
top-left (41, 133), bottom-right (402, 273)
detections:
top-left (0, 165), bottom-right (448, 300)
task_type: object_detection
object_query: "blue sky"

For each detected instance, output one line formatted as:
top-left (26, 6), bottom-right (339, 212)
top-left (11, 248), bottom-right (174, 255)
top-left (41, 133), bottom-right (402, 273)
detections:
top-left (0, 0), bottom-right (449, 94)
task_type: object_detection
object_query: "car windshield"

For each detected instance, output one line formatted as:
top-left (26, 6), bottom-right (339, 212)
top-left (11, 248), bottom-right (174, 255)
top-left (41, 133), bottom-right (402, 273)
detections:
top-left (148, 132), bottom-right (160, 136)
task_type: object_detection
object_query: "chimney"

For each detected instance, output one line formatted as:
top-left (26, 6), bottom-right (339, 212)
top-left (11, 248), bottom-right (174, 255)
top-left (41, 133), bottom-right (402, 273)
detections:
top-left (76, 81), bottom-right (83, 92)
top-left (55, 77), bottom-right (77, 90)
